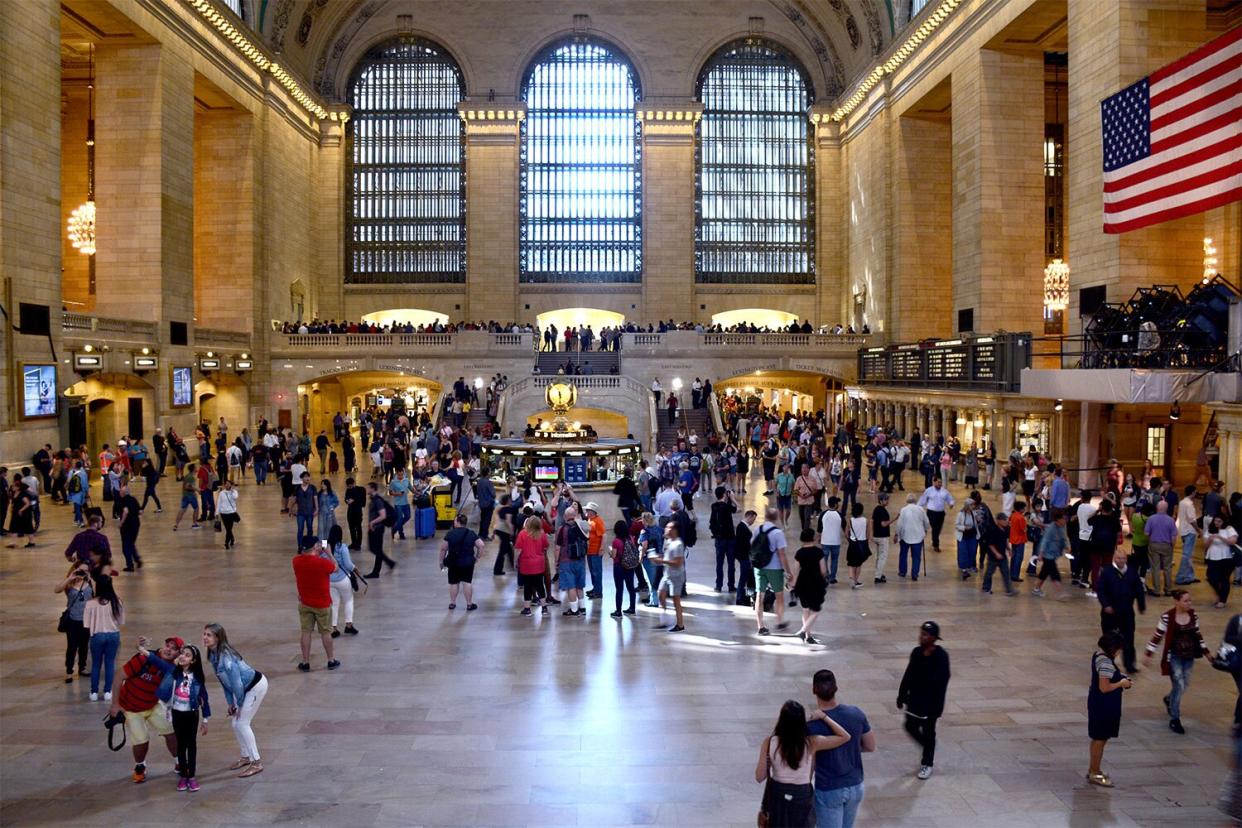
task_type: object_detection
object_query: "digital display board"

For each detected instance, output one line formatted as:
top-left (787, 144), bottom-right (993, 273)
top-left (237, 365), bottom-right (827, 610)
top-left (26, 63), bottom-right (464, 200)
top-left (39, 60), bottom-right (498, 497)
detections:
top-left (533, 464), bottom-right (560, 482)
top-left (21, 363), bottom-right (57, 419)
top-left (170, 366), bottom-right (193, 407)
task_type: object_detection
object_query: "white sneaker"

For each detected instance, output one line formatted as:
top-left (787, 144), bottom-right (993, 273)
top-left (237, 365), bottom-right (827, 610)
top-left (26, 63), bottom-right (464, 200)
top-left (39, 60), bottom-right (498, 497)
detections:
top-left (104, 691), bottom-right (112, 701)
top-left (1084, 590), bottom-right (1097, 598)
top-left (89, 692), bottom-right (99, 701)
top-left (1032, 588), bottom-right (1044, 597)
top-left (917, 765), bottom-right (933, 780)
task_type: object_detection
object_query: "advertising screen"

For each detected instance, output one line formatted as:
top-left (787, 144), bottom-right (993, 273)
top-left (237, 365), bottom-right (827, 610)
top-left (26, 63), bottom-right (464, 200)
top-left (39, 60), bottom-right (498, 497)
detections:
top-left (171, 366), bottom-right (193, 407)
top-left (533, 464), bottom-right (560, 482)
top-left (21, 363), bottom-right (57, 419)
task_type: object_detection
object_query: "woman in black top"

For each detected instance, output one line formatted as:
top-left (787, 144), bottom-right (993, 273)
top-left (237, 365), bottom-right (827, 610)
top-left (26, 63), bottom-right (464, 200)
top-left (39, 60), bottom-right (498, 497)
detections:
top-left (1087, 631), bottom-right (1132, 787)
top-left (790, 528), bottom-right (827, 645)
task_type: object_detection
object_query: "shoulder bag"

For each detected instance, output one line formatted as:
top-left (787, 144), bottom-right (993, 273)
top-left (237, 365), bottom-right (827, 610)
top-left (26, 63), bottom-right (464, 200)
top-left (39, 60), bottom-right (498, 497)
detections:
top-left (58, 587), bottom-right (87, 633)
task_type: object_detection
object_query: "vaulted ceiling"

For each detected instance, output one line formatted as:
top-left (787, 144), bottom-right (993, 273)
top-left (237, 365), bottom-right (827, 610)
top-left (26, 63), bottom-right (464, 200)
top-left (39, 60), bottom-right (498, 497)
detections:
top-left (246, 0), bottom-right (903, 103)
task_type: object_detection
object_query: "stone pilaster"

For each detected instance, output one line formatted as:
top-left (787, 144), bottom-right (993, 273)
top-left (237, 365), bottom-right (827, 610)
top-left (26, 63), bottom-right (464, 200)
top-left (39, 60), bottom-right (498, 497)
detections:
top-left (194, 108), bottom-right (255, 333)
top-left (639, 106), bottom-right (700, 323)
top-left (892, 109), bottom-right (952, 340)
top-left (812, 109), bottom-right (845, 328)
top-left (460, 104), bottom-right (524, 322)
top-left (951, 48), bottom-right (1044, 335)
top-left (314, 114), bottom-right (347, 321)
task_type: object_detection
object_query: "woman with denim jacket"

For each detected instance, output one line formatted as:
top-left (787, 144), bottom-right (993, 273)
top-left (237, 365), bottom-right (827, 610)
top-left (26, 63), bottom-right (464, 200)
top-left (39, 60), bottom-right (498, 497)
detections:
top-left (203, 623), bottom-right (267, 777)
top-left (143, 643), bottom-right (211, 791)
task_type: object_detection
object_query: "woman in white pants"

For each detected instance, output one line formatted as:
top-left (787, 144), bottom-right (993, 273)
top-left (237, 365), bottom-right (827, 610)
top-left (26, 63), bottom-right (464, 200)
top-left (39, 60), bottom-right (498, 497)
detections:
top-left (203, 623), bottom-right (268, 777)
top-left (326, 525), bottom-right (359, 637)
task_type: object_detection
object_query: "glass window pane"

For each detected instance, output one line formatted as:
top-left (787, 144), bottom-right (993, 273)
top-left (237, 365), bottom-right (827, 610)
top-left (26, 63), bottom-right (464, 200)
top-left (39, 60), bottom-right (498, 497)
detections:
top-left (695, 40), bottom-right (814, 285)
top-left (520, 39), bottom-right (641, 284)
top-left (347, 39), bottom-right (466, 285)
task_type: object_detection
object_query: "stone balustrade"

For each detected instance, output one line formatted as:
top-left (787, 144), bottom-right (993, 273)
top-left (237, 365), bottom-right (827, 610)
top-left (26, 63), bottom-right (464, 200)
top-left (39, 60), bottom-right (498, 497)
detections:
top-left (61, 312), bottom-right (158, 341)
top-left (621, 330), bottom-right (870, 353)
top-left (271, 330), bottom-right (533, 356)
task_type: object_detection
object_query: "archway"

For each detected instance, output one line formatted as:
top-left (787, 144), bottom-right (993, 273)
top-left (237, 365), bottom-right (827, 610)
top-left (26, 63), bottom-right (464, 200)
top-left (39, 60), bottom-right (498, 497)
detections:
top-left (711, 308), bottom-right (799, 330)
top-left (65, 373), bottom-right (157, 463)
top-left (195, 374), bottom-right (250, 435)
top-left (714, 369), bottom-right (845, 432)
top-left (296, 370), bottom-right (443, 437)
top-left (535, 308), bottom-right (626, 334)
top-left (361, 308), bottom-right (449, 329)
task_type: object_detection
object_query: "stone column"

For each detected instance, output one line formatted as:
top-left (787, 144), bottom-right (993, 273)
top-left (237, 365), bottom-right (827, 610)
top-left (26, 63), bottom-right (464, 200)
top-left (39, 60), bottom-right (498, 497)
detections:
top-left (460, 105), bottom-right (525, 321)
top-left (1078, 402), bottom-right (1107, 490)
top-left (313, 114), bottom-right (347, 320)
top-left (1066, 0), bottom-right (1209, 334)
top-left (812, 110), bottom-right (846, 327)
top-left (94, 42), bottom-right (195, 324)
top-left (194, 108), bottom-right (256, 333)
top-left (638, 106), bottom-right (701, 322)
top-left (1219, 429), bottom-right (1241, 497)
top-left (951, 49), bottom-right (1044, 334)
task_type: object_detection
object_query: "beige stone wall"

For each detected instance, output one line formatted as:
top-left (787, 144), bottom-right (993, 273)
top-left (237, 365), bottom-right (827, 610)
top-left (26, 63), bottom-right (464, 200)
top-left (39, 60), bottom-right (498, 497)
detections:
top-left (842, 103), bottom-right (891, 333)
top-left (463, 118), bottom-right (521, 321)
top-left (641, 120), bottom-right (697, 322)
top-left (60, 89), bottom-right (92, 312)
top-left (194, 109), bottom-right (255, 333)
top-left (892, 113), bottom-right (952, 341)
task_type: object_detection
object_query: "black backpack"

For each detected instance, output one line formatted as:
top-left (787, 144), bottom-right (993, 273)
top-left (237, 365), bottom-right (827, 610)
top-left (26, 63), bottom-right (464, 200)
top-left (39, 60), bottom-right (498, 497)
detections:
top-left (749, 526), bottom-right (775, 569)
top-left (620, 537), bottom-right (641, 570)
top-left (377, 497), bottom-right (396, 527)
top-left (564, 523), bottom-right (587, 560)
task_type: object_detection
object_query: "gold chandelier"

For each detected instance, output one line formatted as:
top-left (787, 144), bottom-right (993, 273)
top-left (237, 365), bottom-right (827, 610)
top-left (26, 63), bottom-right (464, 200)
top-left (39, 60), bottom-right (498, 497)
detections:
top-left (1043, 258), bottom-right (1069, 312)
top-left (67, 45), bottom-right (96, 256)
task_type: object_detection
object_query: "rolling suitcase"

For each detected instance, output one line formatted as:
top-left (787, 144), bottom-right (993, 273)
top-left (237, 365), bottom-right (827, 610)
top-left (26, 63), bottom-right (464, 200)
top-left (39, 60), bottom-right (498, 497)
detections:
top-left (415, 507), bottom-right (436, 539)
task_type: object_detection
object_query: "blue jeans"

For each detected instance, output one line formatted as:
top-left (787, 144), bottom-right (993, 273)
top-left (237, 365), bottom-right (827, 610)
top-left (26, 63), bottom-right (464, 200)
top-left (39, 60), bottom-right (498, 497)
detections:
top-left (253, 458), bottom-right (268, 484)
top-left (822, 545), bottom-right (840, 582)
top-left (957, 536), bottom-right (978, 572)
top-left (814, 782), bottom-right (865, 828)
top-left (643, 558), bottom-right (661, 605)
top-left (393, 504), bottom-right (410, 538)
top-left (899, 541), bottom-right (923, 578)
top-left (588, 555), bottom-right (604, 594)
top-left (714, 538), bottom-right (735, 590)
top-left (1168, 654), bottom-right (1194, 719)
top-left (1009, 542), bottom-right (1026, 581)
top-left (89, 631), bottom-right (120, 694)
top-left (1175, 532), bottom-right (1197, 584)
top-left (296, 514), bottom-right (315, 547)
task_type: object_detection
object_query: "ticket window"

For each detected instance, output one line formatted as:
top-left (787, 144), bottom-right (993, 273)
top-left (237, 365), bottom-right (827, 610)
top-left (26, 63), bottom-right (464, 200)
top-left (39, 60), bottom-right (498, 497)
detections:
top-left (1015, 418), bottom-right (1049, 455)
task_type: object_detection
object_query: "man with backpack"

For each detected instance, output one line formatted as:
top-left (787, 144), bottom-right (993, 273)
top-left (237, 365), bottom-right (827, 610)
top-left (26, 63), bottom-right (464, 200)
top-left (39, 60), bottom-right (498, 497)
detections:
top-left (556, 506), bottom-right (590, 617)
top-left (364, 482), bottom-right (396, 578)
top-left (752, 507), bottom-right (790, 636)
top-left (438, 513), bottom-right (484, 611)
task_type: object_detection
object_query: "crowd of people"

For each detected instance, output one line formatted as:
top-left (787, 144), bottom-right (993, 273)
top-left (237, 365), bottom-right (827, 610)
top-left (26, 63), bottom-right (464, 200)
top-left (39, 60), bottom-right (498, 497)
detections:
top-left (30, 396), bottom-right (1242, 821)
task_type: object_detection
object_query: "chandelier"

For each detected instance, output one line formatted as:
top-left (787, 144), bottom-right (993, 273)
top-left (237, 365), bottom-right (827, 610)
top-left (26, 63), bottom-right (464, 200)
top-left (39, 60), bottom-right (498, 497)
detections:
top-left (67, 46), bottom-right (96, 256)
top-left (1203, 237), bottom-right (1217, 284)
top-left (1043, 258), bottom-right (1069, 312)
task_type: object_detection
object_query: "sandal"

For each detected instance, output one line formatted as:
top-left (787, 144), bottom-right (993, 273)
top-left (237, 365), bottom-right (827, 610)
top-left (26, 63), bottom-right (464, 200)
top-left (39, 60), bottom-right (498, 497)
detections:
top-left (238, 762), bottom-right (264, 778)
top-left (1086, 772), bottom-right (1113, 787)
top-left (228, 758), bottom-right (252, 770)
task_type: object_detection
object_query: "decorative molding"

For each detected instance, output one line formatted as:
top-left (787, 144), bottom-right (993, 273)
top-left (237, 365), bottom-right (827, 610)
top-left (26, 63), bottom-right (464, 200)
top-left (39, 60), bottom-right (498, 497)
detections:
top-left (458, 103), bottom-right (527, 123)
top-left (635, 105), bottom-right (703, 123)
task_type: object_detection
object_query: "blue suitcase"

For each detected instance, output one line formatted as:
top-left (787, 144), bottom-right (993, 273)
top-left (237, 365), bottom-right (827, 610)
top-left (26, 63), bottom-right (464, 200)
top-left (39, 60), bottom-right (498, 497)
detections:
top-left (415, 507), bottom-right (437, 539)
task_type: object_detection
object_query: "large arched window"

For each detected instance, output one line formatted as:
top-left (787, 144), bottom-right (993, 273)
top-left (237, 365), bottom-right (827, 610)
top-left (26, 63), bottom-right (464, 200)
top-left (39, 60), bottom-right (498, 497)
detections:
top-left (347, 38), bottom-right (465, 284)
top-left (696, 40), bottom-right (814, 284)
top-left (520, 38), bottom-right (641, 283)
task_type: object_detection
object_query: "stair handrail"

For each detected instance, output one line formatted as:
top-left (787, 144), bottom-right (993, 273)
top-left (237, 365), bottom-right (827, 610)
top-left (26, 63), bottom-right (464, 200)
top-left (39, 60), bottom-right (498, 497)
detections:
top-left (648, 385), bottom-right (659, 455)
top-left (707, 392), bottom-right (724, 436)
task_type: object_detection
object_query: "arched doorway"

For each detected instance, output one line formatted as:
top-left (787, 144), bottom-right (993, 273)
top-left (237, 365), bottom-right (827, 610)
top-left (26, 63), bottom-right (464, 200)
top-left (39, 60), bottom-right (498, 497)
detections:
top-left (360, 308), bottom-right (449, 329)
top-left (710, 308), bottom-right (799, 330)
top-left (195, 374), bottom-right (250, 435)
top-left (296, 370), bottom-right (444, 437)
top-left (535, 308), bottom-right (626, 334)
top-left (714, 369), bottom-right (846, 433)
top-left (65, 373), bottom-right (157, 462)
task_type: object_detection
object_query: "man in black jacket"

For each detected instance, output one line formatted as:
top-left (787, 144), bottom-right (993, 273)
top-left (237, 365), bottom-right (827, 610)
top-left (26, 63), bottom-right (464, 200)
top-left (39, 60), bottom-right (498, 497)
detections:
top-left (897, 621), bottom-right (951, 780)
top-left (709, 486), bottom-right (737, 593)
top-left (734, 510), bottom-right (756, 606)
top-left (1097, 546), bottom-right (1147, 672)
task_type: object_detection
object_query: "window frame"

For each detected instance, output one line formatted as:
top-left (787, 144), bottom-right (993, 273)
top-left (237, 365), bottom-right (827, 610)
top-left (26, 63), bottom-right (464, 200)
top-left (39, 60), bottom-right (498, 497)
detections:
top-left (518, 36), bottom-right (643, 285)
top-left (345, 37), bottom-right (467, 285)
top-left (694, 38), bottom-right (816, 286)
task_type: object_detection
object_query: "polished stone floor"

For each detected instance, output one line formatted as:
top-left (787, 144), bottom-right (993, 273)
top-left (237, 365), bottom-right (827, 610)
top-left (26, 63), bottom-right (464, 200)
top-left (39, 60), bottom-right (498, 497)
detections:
top-left (0, 467), bottom-right (1235, 827)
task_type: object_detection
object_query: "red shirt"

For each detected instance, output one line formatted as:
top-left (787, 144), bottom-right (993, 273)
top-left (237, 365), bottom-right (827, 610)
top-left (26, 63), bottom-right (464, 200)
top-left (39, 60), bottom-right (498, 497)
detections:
top-left (118, 652), bottom-right (167, 713)
top-left (1009, 512), bottom-right (1028, 546)
top-left (292, 554), bottom-right (335, 608)
top-left (515, 530), bottom-right (549, 576)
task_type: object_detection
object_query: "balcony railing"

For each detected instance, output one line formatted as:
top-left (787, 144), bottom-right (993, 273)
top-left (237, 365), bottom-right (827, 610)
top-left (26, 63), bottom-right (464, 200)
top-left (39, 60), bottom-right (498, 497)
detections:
top-left (621, 331), bottom-right (869, 352)
top-left (62, 312), bottom-right (157, 340)
top-left (857, 333), bottom-right (1032, 393)
top-left (195, 327), bottom-right (252, 348)
top-left (271, 330), bottom-right (533, 355)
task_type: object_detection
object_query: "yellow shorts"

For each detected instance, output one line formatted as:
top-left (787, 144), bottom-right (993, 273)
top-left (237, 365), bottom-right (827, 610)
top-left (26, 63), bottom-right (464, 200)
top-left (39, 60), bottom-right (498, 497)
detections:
top-left (299, 603), bottom-right (331, 633)
top-left (125, 702), bottom-right (173, 745)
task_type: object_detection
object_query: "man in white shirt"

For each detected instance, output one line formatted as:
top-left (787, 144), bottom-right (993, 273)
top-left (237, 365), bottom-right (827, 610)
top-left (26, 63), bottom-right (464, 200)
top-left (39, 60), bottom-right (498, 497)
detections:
top-left (896, 493), bottom-right (932, 580)
top-left (1175, 485), bottom-right (1199, 585)
top-left (820, 496), bottom-right (844, 585)
top-left (754, 507), bottom-right (790, 635)
top-left (1075, 492), bottom-right (1098, 593)
top-left (651, 379), bottom-right (662, 408)
top-left (653, 479), bottom-right (680, 528)
top-left (917, 479), bottom-right (955, 553)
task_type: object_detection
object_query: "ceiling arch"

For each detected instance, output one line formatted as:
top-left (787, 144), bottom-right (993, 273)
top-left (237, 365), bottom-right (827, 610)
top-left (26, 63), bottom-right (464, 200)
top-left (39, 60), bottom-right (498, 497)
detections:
top-left (253, 0), bottom-right (894, 105)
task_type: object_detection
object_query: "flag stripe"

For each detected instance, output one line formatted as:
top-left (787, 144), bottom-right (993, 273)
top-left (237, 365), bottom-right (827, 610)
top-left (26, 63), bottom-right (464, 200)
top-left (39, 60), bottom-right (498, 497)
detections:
top-left (1104, 122), bottom-right (1239, 184)
top-left (1150, 57), bottom-right (1241, 118)
top-left (1150, 103), bottom-right (1242, 154)
top-left (1104, 26), bottom-right (1242, 234)
top-left (1104, 182), bottom-right (1242, 233)
top-left (1150, 86), bottom-right (1241, 133)
top-left (1150, 24), bottom-right (1242, 84)
top-left (1104, 137), bottom-right (1242, 195)
top-left (1105, 158), bottom-right (1242, 210)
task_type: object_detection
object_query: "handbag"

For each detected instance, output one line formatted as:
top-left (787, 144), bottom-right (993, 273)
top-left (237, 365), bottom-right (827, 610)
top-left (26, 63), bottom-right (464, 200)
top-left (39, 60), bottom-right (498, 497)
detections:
top-left (757, 752), bottom-right (773, 828)
top-left (58, 586), bottom-right (87, 633)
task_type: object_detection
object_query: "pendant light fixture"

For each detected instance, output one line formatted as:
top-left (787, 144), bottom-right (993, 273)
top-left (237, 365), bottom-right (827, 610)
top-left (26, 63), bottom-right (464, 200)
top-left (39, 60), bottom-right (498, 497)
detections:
top-left (67, 45), bottom-right (96, 257)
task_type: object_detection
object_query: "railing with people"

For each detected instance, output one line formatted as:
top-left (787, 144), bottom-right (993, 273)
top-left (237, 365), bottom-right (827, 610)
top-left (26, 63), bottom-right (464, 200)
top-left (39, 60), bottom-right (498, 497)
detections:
top-left (273, 330), bottom-right (532, 354)
top-left (621, 330), bottom-right (870, 352)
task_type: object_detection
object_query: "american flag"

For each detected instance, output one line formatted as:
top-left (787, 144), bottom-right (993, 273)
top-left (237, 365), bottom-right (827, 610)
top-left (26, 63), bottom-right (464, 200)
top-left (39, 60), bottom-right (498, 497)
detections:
top-left (1101, 25), bottom-right (1242, 234)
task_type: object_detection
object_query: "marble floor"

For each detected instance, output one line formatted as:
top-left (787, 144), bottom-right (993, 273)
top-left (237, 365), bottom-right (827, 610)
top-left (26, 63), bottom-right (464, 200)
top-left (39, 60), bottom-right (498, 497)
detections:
top-left (0, 469), bottom-right (1235, 827)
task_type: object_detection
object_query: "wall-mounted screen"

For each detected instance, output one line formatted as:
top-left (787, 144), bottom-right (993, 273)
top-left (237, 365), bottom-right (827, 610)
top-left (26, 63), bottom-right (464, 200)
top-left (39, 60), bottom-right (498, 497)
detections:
top-left (533, 464), bottom-right (560, 482)
top-left (170, 366), bottom-right (193, 408)
top-left (20, 363), bottom-right (57, 419)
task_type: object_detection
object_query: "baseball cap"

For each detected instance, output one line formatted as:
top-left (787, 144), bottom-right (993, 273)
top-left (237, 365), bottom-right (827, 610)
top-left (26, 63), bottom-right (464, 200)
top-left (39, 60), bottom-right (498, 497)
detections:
top-left (920, 621), bottom-right (941, 640)
top-left (165, 636), bottom-right (185, 649)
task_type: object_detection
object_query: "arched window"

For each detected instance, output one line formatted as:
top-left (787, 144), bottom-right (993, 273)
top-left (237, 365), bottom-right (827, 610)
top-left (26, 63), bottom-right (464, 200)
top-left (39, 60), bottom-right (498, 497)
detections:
top-left (347, 38), bottom-right (465, 284)
top-left (221, 0), bottom-right (244, 21)
top-left (696, 39), bottom-right (814, 284)
top-left (520, 38), bottom-right (641, 283)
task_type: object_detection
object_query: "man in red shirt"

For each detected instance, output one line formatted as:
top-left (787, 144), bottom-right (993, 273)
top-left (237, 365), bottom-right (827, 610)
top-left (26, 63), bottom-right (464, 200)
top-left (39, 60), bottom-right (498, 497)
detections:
top-left (293, 535), bottom-right (339, 672)
top-left (108, 635), bottom-right (183, 783)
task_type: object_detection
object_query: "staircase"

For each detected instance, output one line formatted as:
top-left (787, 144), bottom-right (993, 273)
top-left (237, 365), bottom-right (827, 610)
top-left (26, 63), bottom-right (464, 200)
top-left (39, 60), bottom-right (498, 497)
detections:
top-left (655, 406), bottom-right (711, 450)
top-left (534, 350), bottom-right (621, 376)
top-left (463, 408), bottom-right (490, 430)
